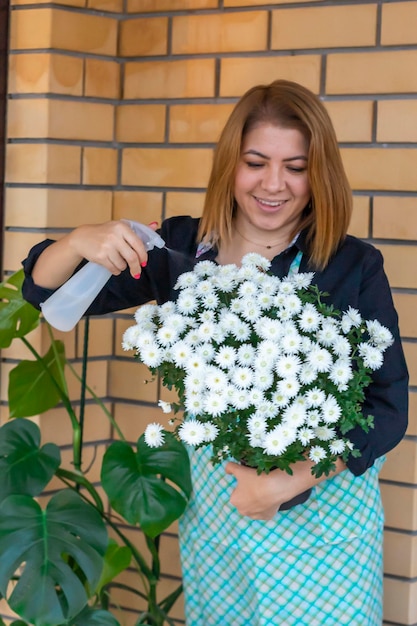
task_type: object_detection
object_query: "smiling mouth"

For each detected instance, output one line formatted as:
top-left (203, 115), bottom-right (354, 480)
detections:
top-left (254, 196), bottom-right (287, 208)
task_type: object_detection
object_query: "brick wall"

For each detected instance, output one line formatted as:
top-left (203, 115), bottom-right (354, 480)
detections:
top-left (1, 0), bottom-right (416, 624)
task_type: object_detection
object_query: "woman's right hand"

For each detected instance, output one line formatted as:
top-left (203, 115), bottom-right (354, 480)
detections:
top-left (32, 220), bottom-right (155, 289)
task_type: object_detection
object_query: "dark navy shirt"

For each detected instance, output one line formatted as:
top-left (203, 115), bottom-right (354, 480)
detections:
top-left (22, 216), bottom-right (409, 476)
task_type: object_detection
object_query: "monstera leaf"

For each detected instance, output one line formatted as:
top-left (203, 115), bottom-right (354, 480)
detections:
top-left (101, 432), bottom-right (192, 538)
top-left (0, 270), bottom-right (40, 348)
top-left (68, 605), bottom-right (121, 626)
top-left (0, 490), bottom-right (108, 626)
top-left (8, 340), bottom-right (67, 417)
top-left (0, 419), bottom-right (60, 504)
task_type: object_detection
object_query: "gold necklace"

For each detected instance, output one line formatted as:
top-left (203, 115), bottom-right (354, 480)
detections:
top-left (235, 227), bottom-right (286, 250)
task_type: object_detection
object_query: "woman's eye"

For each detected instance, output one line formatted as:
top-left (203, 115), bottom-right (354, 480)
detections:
top-left (287, 166), bottom-right (306, 173)
top-left (246, 161), bottom-right (264, 168)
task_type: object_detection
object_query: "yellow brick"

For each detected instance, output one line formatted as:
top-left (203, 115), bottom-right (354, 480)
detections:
top-left (116, 104), bottom-right (166, 143)
top-left (3, 231), bottom-right (46, 273)
top-left (271, 5), bottom-right (376, 50)
top-left (375, 244), bottom-right (417, 290)
top-left (76, 318), bottom-right (114, 357)
top-left (82, 148), bottom-right (118, 186)
top-left (381, 483), bottom-right (417, 531)
top-left (11, 0), bottom-right (84, 5)
top-left (85, 58), bottom-right (121, 99)
top-left (109, 361), bottom-right (158, 402)
top-left (120, 17), bottom-right (168, 56)
top-left (7, 99), bottom-right (114, 141)
top-left (121, 148), bottom-right (213, 188)
top-left (9, 7), bottom-right (52, 49)
top-left (113, 402), bottom-right (165, 442)
top-left (325, 100), bottom-right (373, 143)
top-left (341, 148), bottom-right (417, 192)
top-left (347, 196), bottom-right (369, 239)
top-left (393, 293), bottom-right (417, 340)
top-left (169, 103), bottom-right (234, 143)
top-left (383, 578), bottom-right (417, 625)
top-left (373, 197), bottom-right (417, 241)
top-left (165, 191), bottom-right (205, 219)
top-left (51, 9), bottom-right (117, 55)
top-left (219, 56), bottom-right (321, 97)
top-left (327, 51), bottom-right (417, 94)
top-left (381, 439), bottom-right (417, 484)
top-left (5, 144), bottom-right (81, 184)
top-left (127, 0), bottom-right (216, 11)
top-left (8, 53), bottom-right (83, 95)
top-left (124, 59), bottom-right (215, 99)
top-left (39, 403), bottom-right (113, 447)
top-left (5, 188), bottom-right (112, 228)
top-left (159, 534), bottom-right (182, 577)
top-left (384, 531), bottom-right (417, 577)
top-left (377, 100), bottom-right (417, 142)
top-left (112, 191), bottom-right (163, 224)
top-left (87, 0), bottom-right (123, 11)
top-left (403, 341), bottom-right (417, 386)
top-left (381, 1), bottom-right (417, 45)
top-left (172, 11), bottom-right (268, 54)
top-left (66, 359), bottom-right (108, 401)
top-left (225, 0), bottom-right (321, 5)
top-left (407, 391), bottom-right (417, 437)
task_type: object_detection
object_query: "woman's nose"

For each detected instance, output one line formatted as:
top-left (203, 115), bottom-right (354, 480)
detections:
top-left (261, 167), bottom-right (285, 192)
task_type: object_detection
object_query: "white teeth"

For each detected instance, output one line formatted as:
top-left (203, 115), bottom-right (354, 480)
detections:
top-left (256, 197), bottom-right (285, 207)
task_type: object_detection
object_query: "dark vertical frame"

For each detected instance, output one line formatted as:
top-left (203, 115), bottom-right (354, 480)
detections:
top-left (0, 0), bottom-right (9, 278)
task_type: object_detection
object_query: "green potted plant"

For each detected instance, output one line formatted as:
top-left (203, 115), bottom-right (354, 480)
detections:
top-left (0, 270), bottom-right (191, 626)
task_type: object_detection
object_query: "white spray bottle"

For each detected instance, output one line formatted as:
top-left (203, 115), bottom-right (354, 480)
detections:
top-left (41, 221), bottom-right (165, 332)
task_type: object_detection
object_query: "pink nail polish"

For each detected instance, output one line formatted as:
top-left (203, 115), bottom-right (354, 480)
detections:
top-left (149, 221), bottom-right (158, 227)
top-left (141, 261), bottom-right (147, 268)
top-left (133, 273), bottom-right (141, 279)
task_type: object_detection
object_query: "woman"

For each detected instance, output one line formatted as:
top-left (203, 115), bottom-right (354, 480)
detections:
top-left (23, 80), bottom-right (408, 625)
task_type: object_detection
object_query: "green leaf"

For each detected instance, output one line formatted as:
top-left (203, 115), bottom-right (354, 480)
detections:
top-left (68, 605), bottom-right (121, 626)
top-left (0, 420), bottom-right (60, 503)
top-left (0, 270), bottom-right (40, 348)
top-left (96, 539), bottom-right (132, 592)
top-left (8, 340), bottom-right (66, 417)
top-left (101, 433), bottom-right (191, 538)
top-left (0, 490), bottom-right (108, 626)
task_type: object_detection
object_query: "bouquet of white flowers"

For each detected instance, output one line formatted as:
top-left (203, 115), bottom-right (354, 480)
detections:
top-left (123, 253), bottom-right (393, 478)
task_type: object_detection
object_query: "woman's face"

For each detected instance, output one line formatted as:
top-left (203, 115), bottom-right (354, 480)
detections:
top-left (233, 123), bottom-right (311, 240)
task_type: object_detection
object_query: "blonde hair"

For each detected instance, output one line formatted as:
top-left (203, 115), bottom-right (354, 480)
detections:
top-left (198, 79), bottom-right (352, 270)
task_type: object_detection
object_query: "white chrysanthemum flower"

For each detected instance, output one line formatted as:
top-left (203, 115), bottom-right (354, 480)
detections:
top-left (257, 340), bottom-right (280, 361)
top-left (291, 272), bottom-right (314, 289)
top-left (254, 400), bottom-right (277, 419)
top-left (247, 388), bottom-right (264, 407)
top-left (307, 347), bottom-right (333, 373)
top-left (314, 425), bottom-right (336, 441)
top-left (134, 303), bottom-right (157, 324)
top-left (330, 439), bottom-right (346, 455)
top-left (277, 279), bottom-right (296, 296)
top-left (306, 409), bottom-right (321, 427)
top-left (171, 340), bottom-right (193, 367)
top-left (309, 445), bottom-right (327, 463)
top-left (205, 366), bottom-right (229, 392)
top-left (144, 423), bottom-right (165, 448)
top-left (276, 354), bottom-right (302, 379)
top-left (298, 303), bottom-right (322, 332)
top-left (156, 325), bottom-right (180, 346)
top-left (195, 343), bottom-right (215, 362)
top-left (341, 306), bottom-right (362, 332)
top-left (237, 344), bottom-right (256, 366)
top-left (298, 427), bottom-right (315, 446)
top-left (321, 396), bottom-right (342, 424)
top-left (122, 325), bottom-right (142, 350)
top-left (157, 300), bottom-right (178, 321)
top-left (194, 260), bottom-right (217, 277)
top-left (231, 367), bottom-right (253, 389)
top-left (231, 321), bottom-right (251, 341)
top-left (270, 389), bottom-right (291, 408)
top-left (204, 392), bottom-right (228, 417)
top-left (140, 343), bottom-right (164, 367)
top-left (317, 320), bottom-right (340, 347)
top-left (257, 292), bottom-right (275, 310)
top-left (199, 309), bottom-right (216, 323)
top-left (331, 335), bottom-right (352, 357)
top-left (185, 356), bottom-right (207, 375)
top-left (183, 329), bottom-right (202, 346)
top-left (195, 279), bottom-right (215, 296)
top-left (215, 346), bottom-right (237, 369)
top-left (283, 294), bottom-right (303, 316)
top-left (201, 291), bottom-right (220, 310)
top-left (229, 298), bottom-right (244, 314)
top-left (158, 400), bottom-right (172, 414)
top-left (197, 321), bottom-right (218, 342)
top-left (184, 372), bottom-right (206, 392)
top-left (280, 332), bottom-right (302, 354)
top-left (176, 290), bottom-right (199, 314)
top-left (366, 320), bottom-right (394, 350)
top-left (231, 389), bottom-right (252, 410)
top-left (248, 430), bottom-right (265, 448)
top-left (276, 377), bottom-right (300, 398)
top-left (174, 271), bottom-right (199, 289)
top-left (184, 392), bottom-right (205, 414)
top-left (238, 280), bottom-right (259, 298)
top-left (305, 387), bottom-right (326, 408)
top-left (262, 426), bottom-right (292, 455)
top-left (358, 343), bottom-right (384, 370)
top-left (241, 252), bottom-right (271, 271)
top-left (178, 419), bottom-right (206, 445)
top-left (329, 359), bottom-right (353, 387)
top-left (259, 275), bottom-right (280, 295)
top-left (133, 330), bottom-right (156, 350)
top-left (247, 414), bottom-right (267, 433)
top-left (282, 403), bottom-right (306, 428)
top-left (240, 299), bottom-right (262, 323)
top-left (257, 318), bottom-right (283, 341)
top-left (203, 422), bottom-right (219, 442)
top-left (253, 368), bottom-right (274, 391)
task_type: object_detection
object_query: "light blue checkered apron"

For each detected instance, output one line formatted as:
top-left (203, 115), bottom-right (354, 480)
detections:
top-left (179, 249), bottom-right (384, 625)
top-left (179, 448), bottom-right (384, 625)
